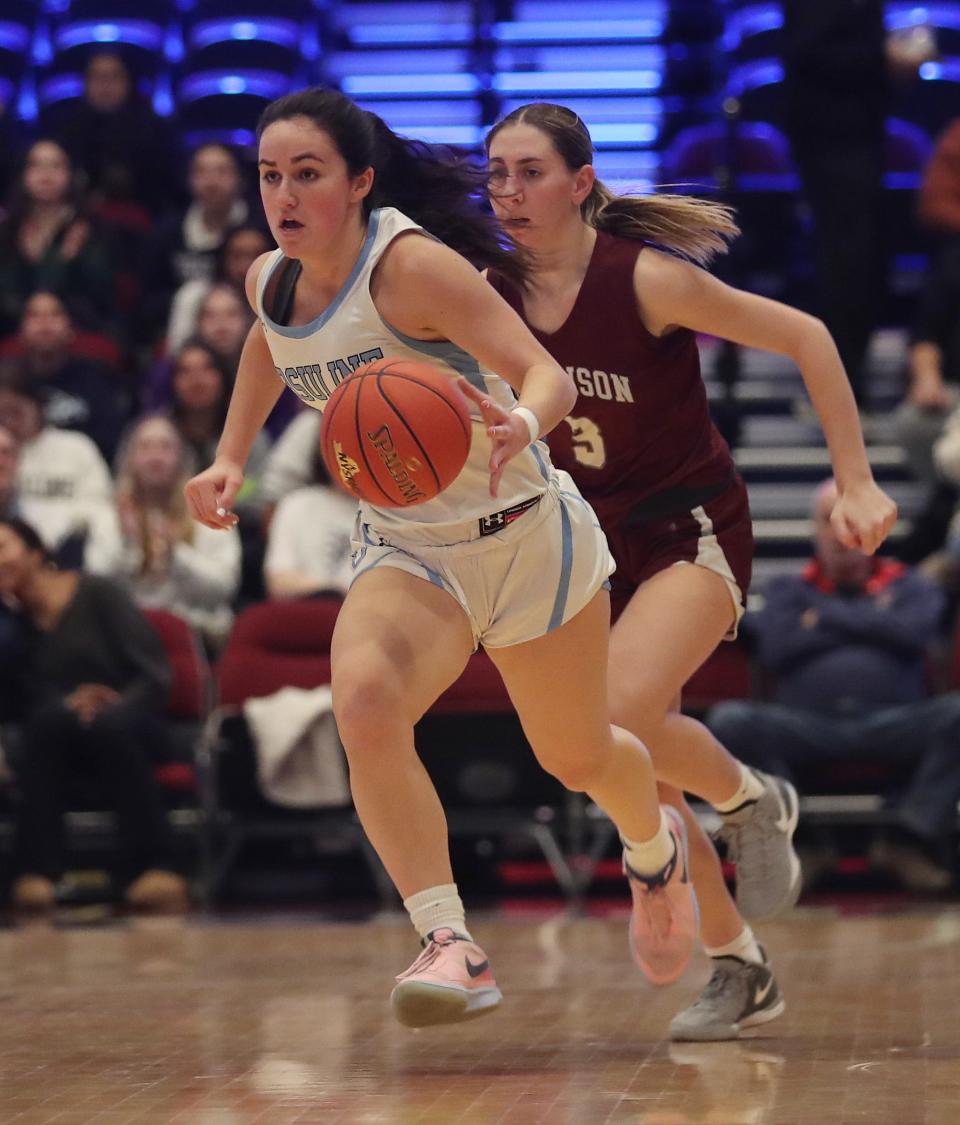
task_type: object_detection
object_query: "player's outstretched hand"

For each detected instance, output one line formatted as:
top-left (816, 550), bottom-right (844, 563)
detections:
top-left (831, 480), bottom-right (898, 555)
top-left (457, 378), bottom-right (532, 498)
top-left (184, 459), bottom-right (244, 529)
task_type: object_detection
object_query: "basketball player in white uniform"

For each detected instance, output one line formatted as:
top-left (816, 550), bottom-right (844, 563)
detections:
top-left (186, 88), bottom-right (697, 1028)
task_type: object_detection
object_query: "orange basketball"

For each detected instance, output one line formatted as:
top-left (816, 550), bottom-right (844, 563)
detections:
top-left (319, 357), bottom-right (473, 507)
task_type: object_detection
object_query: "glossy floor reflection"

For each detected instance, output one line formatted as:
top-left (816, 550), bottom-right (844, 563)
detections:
top-left (1, 905), bottom-right (958, 1123)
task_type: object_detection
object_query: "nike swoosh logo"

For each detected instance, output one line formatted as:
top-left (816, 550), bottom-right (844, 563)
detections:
top-left (465, 956), bottom-right (489, 979)
top-left (774, 783), bottom-right (796, 832)
top-left (754, 977), bottom-right (774, 1005)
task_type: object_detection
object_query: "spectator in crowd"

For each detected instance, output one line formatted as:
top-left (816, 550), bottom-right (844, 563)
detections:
top-left (166, 223), bottom-right (271, 354)
top-left (893, 243), bottom-right (960, 572)
top-left (0, 139), bottom-right (117, 337)
top-left (258, 407), bottom-right (321, 516)
top-left (156, 276), bottom-right (297, 441)
top-left (163, 339), bottom-right (269, 493)
top-left (263, 443), bottom-right (355, 600)
top-left (0, 366), bottom-right (112, 559)
top-left (0, 423), bottom-right (19, 520)
top-left (781, 1), bottom-right (933, 404)
top-left (0, 101), bottom-right (25, 205)
top-left (86, 415), bottom-right (241, 652)
top-left (918, 115), bottom-right (960, 256)
top-left (5, 291), bottom-right (131, 462)
top-left (896, 245), bottom-right (960, 485)
top-left (194, 284), bottom-right (253, 371)
top-left (0, 516), bottom-right (189, 912)
top-left (708, 479), bottom-right (960, 892)
top-left (44, 50), bottom-right (179, 220)
top-left (0, 426), bottom-right (25, 721)
top-left (142, 144), bottom-right (250, 342)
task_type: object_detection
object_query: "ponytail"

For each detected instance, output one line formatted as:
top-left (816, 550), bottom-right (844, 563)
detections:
top-left (582, 181), bottom-right (738, 267)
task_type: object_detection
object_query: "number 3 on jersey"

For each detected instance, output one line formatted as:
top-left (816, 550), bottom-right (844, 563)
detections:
top-left (565, 415), bottom-right (606, 469)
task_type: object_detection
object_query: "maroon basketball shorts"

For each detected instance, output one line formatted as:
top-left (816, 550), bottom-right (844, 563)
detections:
top-left (605, 474), bottom-right (753, 638)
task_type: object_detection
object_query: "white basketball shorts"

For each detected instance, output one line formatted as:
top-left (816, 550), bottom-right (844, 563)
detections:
top-left (350, 471), bottom-right (615, 649)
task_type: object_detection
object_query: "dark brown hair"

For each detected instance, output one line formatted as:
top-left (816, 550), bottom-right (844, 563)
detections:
top-left (258, 87), bottom-right (528, 284)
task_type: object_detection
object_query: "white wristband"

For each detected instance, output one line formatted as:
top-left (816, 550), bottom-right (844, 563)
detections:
top-left (511, 405), bottom-right (540, 445)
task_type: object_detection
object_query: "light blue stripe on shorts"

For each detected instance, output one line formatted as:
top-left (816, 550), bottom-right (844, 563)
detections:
top-left (547, 497), bottom-right (574, 632)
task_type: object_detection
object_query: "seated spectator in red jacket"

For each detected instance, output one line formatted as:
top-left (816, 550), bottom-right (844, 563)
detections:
top-left (708, 479), bottom-right (960, 893)
top-left (0, 516), bottom-right (189, 913)
top-left (0, 139), bottom-right (117, 337)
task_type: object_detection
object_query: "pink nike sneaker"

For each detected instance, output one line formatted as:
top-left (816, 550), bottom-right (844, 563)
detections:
top-left (625, 805), bottom-right (699, 986)
top-left (391, 928), bottom-right (503, 1028)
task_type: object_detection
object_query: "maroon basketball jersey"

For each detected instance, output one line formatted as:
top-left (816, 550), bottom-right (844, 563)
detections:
top-left (489, 231), bottom-right (735, 530)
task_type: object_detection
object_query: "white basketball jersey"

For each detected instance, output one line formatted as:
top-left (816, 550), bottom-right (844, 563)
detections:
top-left (255, 206), bottom-right (553, 539)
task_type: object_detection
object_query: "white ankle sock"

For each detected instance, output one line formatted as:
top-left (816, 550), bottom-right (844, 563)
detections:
top-left (621, 809), bottom-right (675, 876)
top-left (403, 884), bottom-right (471, 942)
top-left (714, 762), bottom-right (765, 814)
top-left (704, 925), bottom-right (764, 964)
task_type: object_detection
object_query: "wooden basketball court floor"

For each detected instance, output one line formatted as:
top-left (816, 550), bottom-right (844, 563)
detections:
top-left (1, 903), bottom-right (958, 1124)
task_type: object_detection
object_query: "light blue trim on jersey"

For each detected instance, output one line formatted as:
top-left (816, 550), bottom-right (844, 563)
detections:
top-left (561, 487), bottom-right (602, 527)
top-left (259, 209), bottom-right (384, 340)
top-left (530, 441), bottom-right (550, 481)
top-left (380, 319), bottom-right (487, 392)
top-left (547, 498), bottom-right (574, 632)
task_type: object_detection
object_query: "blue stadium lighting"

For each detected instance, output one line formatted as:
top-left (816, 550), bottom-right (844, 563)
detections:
top-left (179, 70), bottom-right (290, 102)
top-left (723, 5), bottom-right (782, 52)
top-left (341, 74), bottom-right (479, 95)
top-left (184, 128), bottom-right (257, 149)
top-left (728, 58), bottom-right (784, 95)
top-left (153, 79), bottom-right (175, 117)
top-left (39, 73), bottom-right (85, 104)
top-left (887, 6), bottom-right (960, 33)
top-left (499, 95), bottom-right (664, 121)
top-left (493, 19), bottom-right (664, 43)
top-left (590, 122), bottom-right (659, 145)
top-left (493, 70), bottom-right (662, 93)
top-left (405, 125), bottom-right (484, 145)
top-left (921, 56), bottom-right (960, 79)
top-left (348, 24), bottom-right (472, 45)
top-left (56, 21), bottom-right (164, 53)
top-left (301, 27), bottom-right (320, 62)
top-left (17, 79), bottom-right (38, 120)
top-left (0, 23), bottom-right (31, 55)
top-left (190, 19), bottom-right (300, 51)
top-left (164, 27), bottom-right (184, 63)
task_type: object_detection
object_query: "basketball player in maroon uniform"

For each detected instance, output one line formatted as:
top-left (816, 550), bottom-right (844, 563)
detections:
top-left (477, 102), bottom-right (897, 1040)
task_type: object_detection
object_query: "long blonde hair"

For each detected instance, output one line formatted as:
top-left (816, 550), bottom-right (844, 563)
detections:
top-left (115, 416), bottom-right (195, 571)
top-left (485, 102), bottom-right (739, 268)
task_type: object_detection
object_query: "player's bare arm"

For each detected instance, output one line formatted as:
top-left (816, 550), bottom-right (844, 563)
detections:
top-left (632, 249), bottom-right (895, 553)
